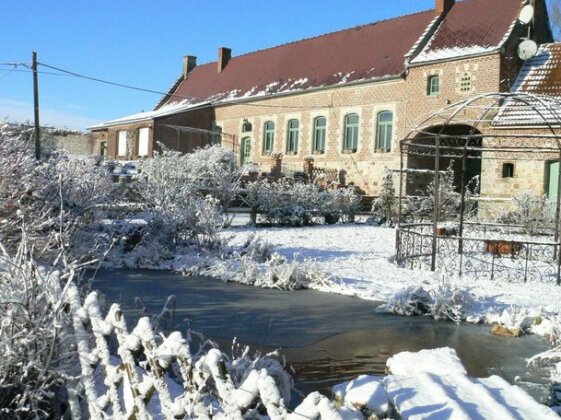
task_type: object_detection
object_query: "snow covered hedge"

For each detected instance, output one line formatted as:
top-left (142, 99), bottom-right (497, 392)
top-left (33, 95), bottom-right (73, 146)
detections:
top-left (244, 179), bottom-right (361, 226)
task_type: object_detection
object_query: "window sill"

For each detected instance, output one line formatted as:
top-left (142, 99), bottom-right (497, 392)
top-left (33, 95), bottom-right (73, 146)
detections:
top-left (342, 149), bottom-right (357, 154)
top-left (312, 150), bottom-right (325, 155)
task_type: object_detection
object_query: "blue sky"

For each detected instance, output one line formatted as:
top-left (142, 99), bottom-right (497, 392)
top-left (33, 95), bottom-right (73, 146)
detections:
top-left (1, 0), bottom-right (440, 130)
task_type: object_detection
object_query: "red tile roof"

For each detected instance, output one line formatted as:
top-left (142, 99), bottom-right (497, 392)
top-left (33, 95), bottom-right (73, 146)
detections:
top-left (161, 10), bottom-right (437, 107)
top-left (411, 0), bottom-right (521, 63)
top-left (159, 0), bottom-right (522, 109)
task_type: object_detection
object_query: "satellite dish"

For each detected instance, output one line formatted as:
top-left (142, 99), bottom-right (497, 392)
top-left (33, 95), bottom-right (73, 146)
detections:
top-left (518, 4), bottom-right (534, 25)
top-left (518, 39), bottom-right (538, 60)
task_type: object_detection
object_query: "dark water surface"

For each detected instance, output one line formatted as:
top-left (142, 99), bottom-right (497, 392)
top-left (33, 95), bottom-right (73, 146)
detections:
top-left (91, 270), bottom-right (551, 399)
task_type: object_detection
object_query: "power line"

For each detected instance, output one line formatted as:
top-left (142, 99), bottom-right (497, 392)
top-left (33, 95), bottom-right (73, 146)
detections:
top-left (0, 68), bottom-right (74, 77)
top-left (0, 66), bottom-right (17, 82)
top-left (39, 61), bottom-right (195, 101)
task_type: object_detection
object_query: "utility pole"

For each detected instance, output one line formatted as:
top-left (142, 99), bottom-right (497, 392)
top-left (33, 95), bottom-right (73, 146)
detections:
top-left (32, 51), bottom-right (40, 160)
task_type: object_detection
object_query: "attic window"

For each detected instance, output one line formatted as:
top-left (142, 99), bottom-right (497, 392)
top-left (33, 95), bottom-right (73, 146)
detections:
top-left (427, 75), bottom-right (440, 96)
top-left (502, 163), bottom-right (514, 178)
top-left (459, 72), bottom-right (472, 92)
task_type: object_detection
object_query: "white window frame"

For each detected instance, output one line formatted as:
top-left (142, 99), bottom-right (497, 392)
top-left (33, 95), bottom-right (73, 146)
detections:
top-left (117, 130), bottom-right (127, 157)
top-left (138, 128), bottom-right (149, 157)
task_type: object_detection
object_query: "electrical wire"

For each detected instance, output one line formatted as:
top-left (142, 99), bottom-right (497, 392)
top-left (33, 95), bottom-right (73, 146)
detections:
top-left (0, 65), bottom-right (17, 82)
top-left (0, 68), bottom-right (74, 77)
top-left (39, 61), bottom-right (196, 101)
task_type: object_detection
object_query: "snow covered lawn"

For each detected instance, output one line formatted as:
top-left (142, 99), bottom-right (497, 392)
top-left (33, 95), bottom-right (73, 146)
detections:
top-left (221, 223), bottom-right (561, 322)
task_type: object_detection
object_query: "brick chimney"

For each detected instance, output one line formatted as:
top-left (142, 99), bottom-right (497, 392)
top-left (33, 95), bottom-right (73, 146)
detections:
top-left (435, 0), bottom-right (454, 15)
top-left (182, 55), bottom-right (197, 80)
top-left (217, 47), bottom-right (232, 73)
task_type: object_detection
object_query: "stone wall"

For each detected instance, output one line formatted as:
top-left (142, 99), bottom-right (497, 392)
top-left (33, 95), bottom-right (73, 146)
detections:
top-left (42, 132), bottom-right (94, 156)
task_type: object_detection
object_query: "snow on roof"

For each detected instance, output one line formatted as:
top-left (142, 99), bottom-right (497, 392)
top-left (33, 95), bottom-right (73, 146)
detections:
top-left (88, 100), bottom-right (208, 130)
top-left (512, 43), bottom-right (561, 96)
top-left (410, 0), bottom-right (521, 64)
top-left (493, 46), bottom-right (561, 127)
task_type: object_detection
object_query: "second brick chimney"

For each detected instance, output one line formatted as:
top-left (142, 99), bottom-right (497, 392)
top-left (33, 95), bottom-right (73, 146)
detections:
top-left (435, 0), bottom-right (454, 15)
top-left (217, 47), bottom-right (232, 73)
top-left (182, 55), bottom-right (197, 80)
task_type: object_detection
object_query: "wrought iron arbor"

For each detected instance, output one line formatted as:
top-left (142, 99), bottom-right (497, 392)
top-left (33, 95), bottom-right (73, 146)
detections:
top-left (396, 93), bottom-right (561, 284)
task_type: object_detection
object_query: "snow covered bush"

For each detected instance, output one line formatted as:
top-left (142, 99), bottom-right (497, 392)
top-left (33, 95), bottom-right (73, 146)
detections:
top-left (244, 178), bottom-right (360, 226)
top-left (0, 234), bottom-right (83, 417)
top-left (0, 123), bottom-right (116, 260)
top-left (498, 191), bottom-right (555, 235)
top-left (183, 145), bottom-right (242, 210)
top-left (379, 278), bottom-right (476, 324)
top-left (132, 147), bottom-right (226, 252)
top-left (203, 251), bottom-right (335, 291)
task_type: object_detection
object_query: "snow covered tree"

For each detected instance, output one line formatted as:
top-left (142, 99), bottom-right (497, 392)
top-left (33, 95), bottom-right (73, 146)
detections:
top-left (371, 168), bottom-right (397, 225)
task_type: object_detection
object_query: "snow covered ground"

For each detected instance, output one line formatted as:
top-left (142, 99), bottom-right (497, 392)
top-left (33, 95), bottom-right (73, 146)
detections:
top-left (221, 221), bottom-right (561, 323)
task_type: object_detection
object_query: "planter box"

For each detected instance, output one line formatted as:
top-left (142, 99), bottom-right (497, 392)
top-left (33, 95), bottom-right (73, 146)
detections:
top-left (484, 240), bottom-right (522, 256)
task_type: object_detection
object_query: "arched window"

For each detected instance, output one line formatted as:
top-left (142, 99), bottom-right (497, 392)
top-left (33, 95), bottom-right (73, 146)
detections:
top-left (343, 114), bottom-right (359, 152)
top-left (262, 121), bottom-right (275, 154)
top-left (312, 116), bottom-right (326, 154)
top-left (241, 137), bottom-right (251, 165)
top-left (375, 111), bottom-right (393, 152)
top-left (286, 119), bottom-right (299, 154)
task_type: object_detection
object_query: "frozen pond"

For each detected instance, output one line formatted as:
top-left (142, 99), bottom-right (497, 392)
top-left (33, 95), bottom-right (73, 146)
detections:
top-left (91, 270), bottom-right (551, 400)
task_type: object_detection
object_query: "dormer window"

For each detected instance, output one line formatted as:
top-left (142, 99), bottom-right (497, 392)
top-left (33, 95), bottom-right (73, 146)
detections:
top-left (427, 75), bottom-right (440, 96)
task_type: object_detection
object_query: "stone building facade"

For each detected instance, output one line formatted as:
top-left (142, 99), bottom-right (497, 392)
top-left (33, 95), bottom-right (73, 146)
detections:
top-left (90, 0), bottom-right (553, 197)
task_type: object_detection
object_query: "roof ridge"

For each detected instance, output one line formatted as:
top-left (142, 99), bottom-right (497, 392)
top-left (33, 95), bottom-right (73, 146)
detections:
top-left (193, 8), bottom-right (435, 68)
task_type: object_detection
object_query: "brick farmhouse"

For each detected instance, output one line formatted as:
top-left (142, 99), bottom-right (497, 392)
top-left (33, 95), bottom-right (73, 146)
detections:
top-left (89, 0), bottom-right (555, 197)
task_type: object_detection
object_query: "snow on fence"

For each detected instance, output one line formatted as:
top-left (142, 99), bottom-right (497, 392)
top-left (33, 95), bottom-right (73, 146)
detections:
top-left (66, 283), bottom-right (344, 419)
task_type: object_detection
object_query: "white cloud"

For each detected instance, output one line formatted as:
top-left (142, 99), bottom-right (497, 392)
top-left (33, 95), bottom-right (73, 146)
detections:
top-left (0, 97), bottom-right (100, 131)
